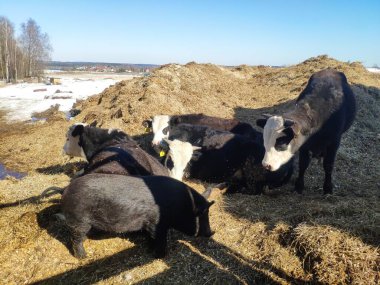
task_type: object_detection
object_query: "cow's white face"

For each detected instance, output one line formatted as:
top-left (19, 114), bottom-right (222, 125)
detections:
top-left (165, 139), bottom-right (200, 181)
top-left (152, 115), bottom-right (170, 145)
top-left (63, 123), bottom-right (86, 159)
top-left (262, 116), bottom-right (295, 171)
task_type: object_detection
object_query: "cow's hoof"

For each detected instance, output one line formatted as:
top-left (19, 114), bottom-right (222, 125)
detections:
top-left (323, 182), bottom-right (333, 195)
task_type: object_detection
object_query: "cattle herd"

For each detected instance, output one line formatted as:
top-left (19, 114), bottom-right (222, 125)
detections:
top-left (54, 69), bottom-right (356, 258)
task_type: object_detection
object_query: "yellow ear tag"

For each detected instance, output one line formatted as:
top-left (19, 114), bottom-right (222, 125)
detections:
top-left (159, 150), bottom-right (166, 157)
top-left (145, 127), bottom-right (151, 133)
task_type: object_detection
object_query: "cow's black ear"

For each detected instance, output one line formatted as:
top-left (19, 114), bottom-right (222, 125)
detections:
top-left (142, 119), bottom-right (152, 129)
top-left (71, 124), bottom-right (85, 137)
top-left (170, 116), bottom-right (181, 125)
top-left (89, 121), bottom-right (97, 127)
top-left (208, 200), bottom-right (215, 208)
top-left (256, 118), bottom-right (268, 128)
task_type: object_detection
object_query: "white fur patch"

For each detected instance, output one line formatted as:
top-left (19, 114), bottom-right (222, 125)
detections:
top-left (166, 139), bottom-right (195, 181)
top-left (62, 123), bottom-right (87, 159)
top-left (152, 115), bottom-right (170, 145)
top-left (262, 116), bottom-right (293, 171)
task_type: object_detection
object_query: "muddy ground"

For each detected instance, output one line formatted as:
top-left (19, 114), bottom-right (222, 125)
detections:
top-left (0, 56), bottom-right (379, 284)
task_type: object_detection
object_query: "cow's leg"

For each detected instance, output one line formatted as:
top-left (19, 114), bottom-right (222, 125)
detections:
top-left (70, 223), bottom-right (91, 259)
top-left (153, 224), bottom-right (168, 258)
top-left (295, 149), bottom-right (311, 194)
top-left (322, 141), bottom-right (340, 195)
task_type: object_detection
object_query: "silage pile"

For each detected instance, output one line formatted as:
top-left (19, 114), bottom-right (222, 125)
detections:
top-left (0, 55), bottom-right (379, 284)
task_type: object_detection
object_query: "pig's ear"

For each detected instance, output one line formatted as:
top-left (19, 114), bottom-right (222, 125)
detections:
top-left (72, 124), bottom-right (85, 137)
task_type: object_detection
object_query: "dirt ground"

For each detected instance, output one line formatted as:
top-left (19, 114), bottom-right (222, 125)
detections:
top-left (0, 55), bottom-right (379, 284)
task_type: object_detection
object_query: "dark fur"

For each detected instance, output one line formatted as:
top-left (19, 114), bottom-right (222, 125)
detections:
top-left (164, 123), bottom-right (292, 194)
top-left (146, 113), bottom-right (256, 137)
top-left (257, 69), bottom-right (356, 194)
top-left (61, 174), bottom-right (214, 258)
top-left (182, 128), bottom-right (293, 194)
top-left (72, 125), bottom-right (169, 176)
top-left (167, 123), bottom-right (258, 148)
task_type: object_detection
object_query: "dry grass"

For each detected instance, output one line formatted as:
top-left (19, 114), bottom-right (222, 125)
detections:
top-left (0, 55), bottom-right (379, 284)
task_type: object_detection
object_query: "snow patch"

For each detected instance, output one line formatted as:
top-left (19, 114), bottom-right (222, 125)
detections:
top-left (0, 76), bottom-right (118, 122)
top-left (366, 67), bottom-right (380, 73)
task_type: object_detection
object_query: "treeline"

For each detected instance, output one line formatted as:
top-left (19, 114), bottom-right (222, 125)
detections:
top-left (0, 17), bottom-right (51, 82)
top-left (47, 61), bottom-right (159, 73)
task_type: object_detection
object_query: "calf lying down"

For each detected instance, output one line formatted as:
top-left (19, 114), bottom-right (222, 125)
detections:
top-left (61, 174), bottom-right (215, 258)
top-left (63, 123), bottom-right (169, 177)
top-left (161, 126), bottom-right (294, 194)
top-left (143, 113), bottom-right (256, 146)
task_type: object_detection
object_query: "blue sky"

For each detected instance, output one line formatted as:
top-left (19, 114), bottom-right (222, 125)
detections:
top-left (1, 0), bottom-right (379, 66)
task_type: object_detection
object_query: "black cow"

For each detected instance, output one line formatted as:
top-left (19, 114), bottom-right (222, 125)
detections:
top-left (256, 69), bottom-right (356, 194)
top-left (63, 124), bottom-right (169, 177)
top-left (61, 174), bottom-right (215, 258)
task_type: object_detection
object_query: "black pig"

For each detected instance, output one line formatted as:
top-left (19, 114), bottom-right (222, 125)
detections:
top-left (61, 174), bottom-right (215, 258)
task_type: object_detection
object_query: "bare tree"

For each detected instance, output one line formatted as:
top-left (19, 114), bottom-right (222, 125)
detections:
top-left (0, 17), bottom-right (14, 82)
top-left (19, 18), bottom-right (52, 77)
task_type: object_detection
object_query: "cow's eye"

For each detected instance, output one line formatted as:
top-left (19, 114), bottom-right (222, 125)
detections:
top-left (274, 137), bottom-right (289, 151)
top-left (162, 127), bottom-right (169, 135)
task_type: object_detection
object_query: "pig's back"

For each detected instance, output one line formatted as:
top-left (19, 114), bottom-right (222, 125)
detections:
top-left (62, 174), bottom-right (160, 234)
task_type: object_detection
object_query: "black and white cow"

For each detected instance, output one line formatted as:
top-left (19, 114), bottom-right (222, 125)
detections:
top-left (143, 113), bottom-right (256, 146)
top-left (63, 123), bottom-right (169, 177)
top-left (256, 69), bottom-right (356, 194)
top-left (161, 124), bottom-right (294, 194)
top-left (61, 174), bottom-right (215, 258)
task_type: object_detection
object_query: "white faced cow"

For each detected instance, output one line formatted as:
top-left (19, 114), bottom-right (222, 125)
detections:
top-left (162, 138), bottom-right (201, 181)
top-left (257, 69), bottom-right (356, 195)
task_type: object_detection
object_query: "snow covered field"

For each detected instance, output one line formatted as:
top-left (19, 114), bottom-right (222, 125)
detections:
top-left (366, 67), bottom-right (380, 73)
top-left (0, 72), bottom-right (137, 122)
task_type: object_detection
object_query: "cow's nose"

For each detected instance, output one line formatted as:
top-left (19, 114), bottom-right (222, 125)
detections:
top-left (263, 163), bottom-right (272, 171)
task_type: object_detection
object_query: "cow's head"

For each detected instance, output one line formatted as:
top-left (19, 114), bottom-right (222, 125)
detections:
top-left (63, 123), bottom-right (87, 159)
top-left (163, 138), bottom-right (201, 181)
top-left (63, 123), bottom-right (128, 161)
top-left (150, 115), bottom-right (171, 146)
top-left (256, 115), bottom-right (300, 171)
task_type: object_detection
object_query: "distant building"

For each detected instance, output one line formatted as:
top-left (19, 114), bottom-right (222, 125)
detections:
top-left (50, 77), bottom-right (61, 85)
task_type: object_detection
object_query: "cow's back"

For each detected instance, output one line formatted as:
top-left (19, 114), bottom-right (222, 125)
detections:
top-left (85, 142), bottom-right (169, 177)
top-left (174, 114), bottom-right (240, 132)
top-left (294, 69), bottom-right (356, 139)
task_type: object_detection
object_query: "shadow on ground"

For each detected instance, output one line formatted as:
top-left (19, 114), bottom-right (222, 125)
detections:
top-left (33, 204), bottom-right (309, 285)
